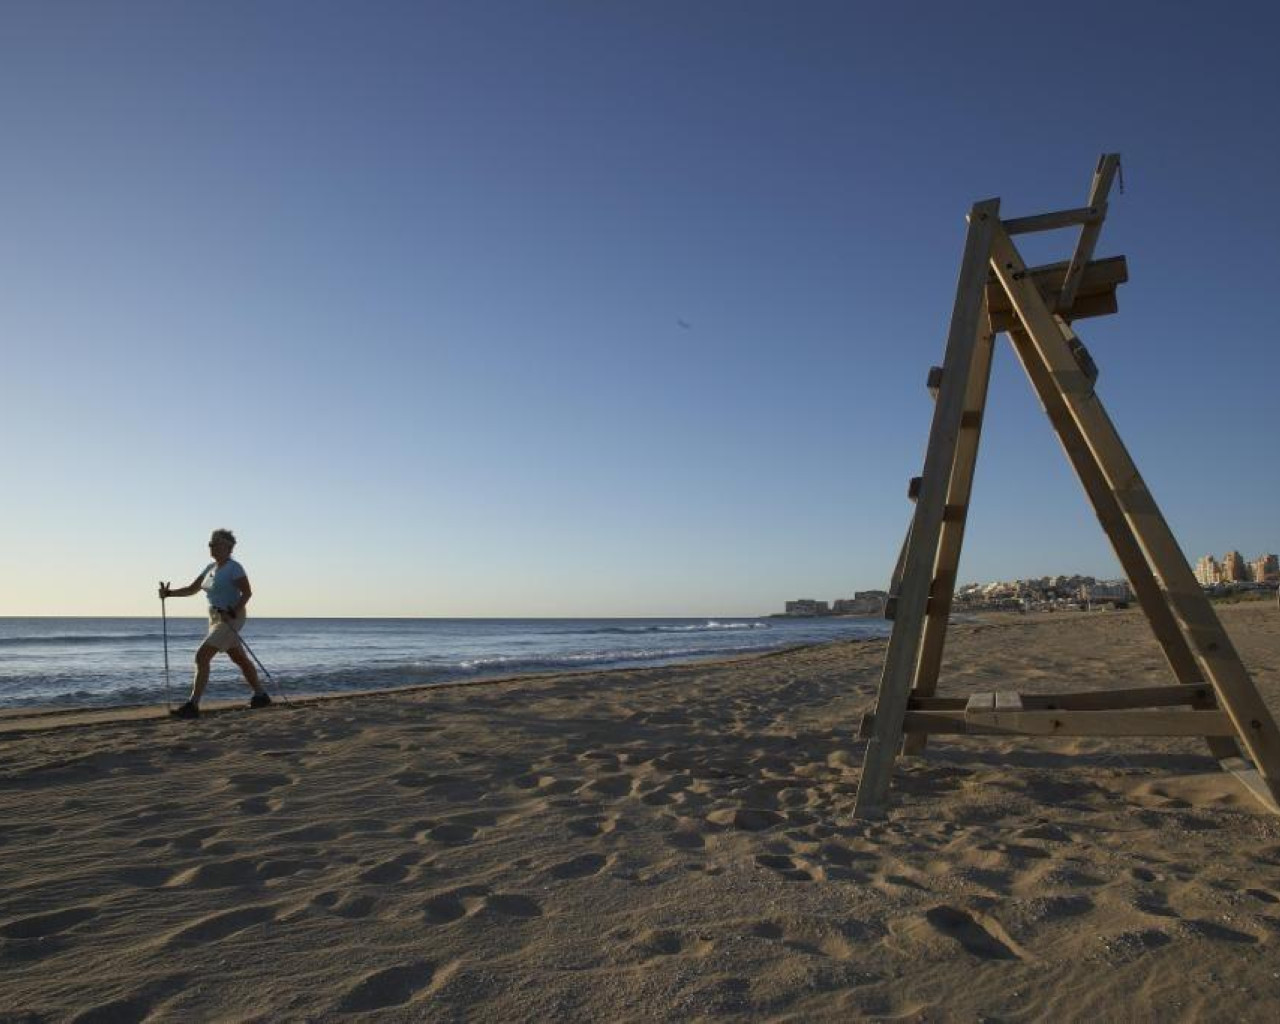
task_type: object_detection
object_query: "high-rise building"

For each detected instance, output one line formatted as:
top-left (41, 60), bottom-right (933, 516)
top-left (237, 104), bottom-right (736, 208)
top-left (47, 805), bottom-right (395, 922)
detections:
top-left (1251, 553), bottom-right (1279, 584)
top-left (1194, 555), bottom-right (1221, 586)
top-left (1221, 551), bottom-right (1248, 582)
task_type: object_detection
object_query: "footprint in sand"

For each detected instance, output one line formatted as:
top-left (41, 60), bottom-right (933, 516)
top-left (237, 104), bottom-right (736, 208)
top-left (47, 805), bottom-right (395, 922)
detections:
top-left (110, 865), bottom-right (177, 888)
top-left (272, 823), bottom-right (339, 843)
top-left (236, 795), bottom-right (282, 816)
top-left (1, 907), bottom-right (99, 940)
top-left (314, 891), bottom-right (380, 919)
top-left (166, 904), bottom-right (278, 946)
top-left (707, 808), bottom-right (784, 832)
top-left (628, 928), bottom-right (714, 962)
top-left (548, 853), bottom-right (608, 880)
top-left (754, 853), bottom-right (818, 882)
top-left (359, 851), bottom-right (423, 884)
top-left (425, 823), bottom-right (476, 846)
top-left (923, 905), bottom-right (1023, 960)
top-left (336, 960), bottom-right (439, 1013)
top-left (69, 973), bottom-right (190, 1024)
top-left (167, 858), bottom-right (261, 889)
top-left (421, 886), bottom-right (490, 925)
top-left (581, 774), bottom-right (633, 798)
top-left (481, 894), bottom-right (543, 919)
top-left (665, 830), bottom-right (705, 850)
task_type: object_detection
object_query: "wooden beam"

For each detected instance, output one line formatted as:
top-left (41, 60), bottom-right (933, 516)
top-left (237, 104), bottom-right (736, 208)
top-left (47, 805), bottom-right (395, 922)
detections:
top-left (1057, 154), bottom-right (1121, 312)
top-left (853, 199), bottom-right (1000, 820)
top-left (990, 291), bottom-right (1116, 333)
top-left (864, 708), bottom-right (1236, 738)
top-left (1002, 204), bottom-right (1106, 235)
top-left (964, 708), bottom-right (1236, 737)
top-left (906, 685), bottom-right (1218, 712)
top-left (985, 254), bottom-right (1127, 323)
top-left (884, 518), bottom-right (913, 621)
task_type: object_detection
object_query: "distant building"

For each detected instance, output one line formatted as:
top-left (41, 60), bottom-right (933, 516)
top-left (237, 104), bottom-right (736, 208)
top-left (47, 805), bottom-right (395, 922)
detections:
top-left (1251, 554), bottom-right (1279, 584)
top-left (1079, 579), bottom-right (1132, 605)
top-left (1221, 551), bottom-right (1249, 583)
top-left (784, 599), bottom-right (830, 617)
top-left (832, 591), bottom-right (887, 615)
top-left (1194, 555), bottom-right (1221, 587)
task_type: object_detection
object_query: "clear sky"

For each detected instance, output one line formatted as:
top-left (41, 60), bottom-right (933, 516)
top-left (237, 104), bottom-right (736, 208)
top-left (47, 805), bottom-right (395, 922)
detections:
top-left (3, 2), bottom-right (1277, 617)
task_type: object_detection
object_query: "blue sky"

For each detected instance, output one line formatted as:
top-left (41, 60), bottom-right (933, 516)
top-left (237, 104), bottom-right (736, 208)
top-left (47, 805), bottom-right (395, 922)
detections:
top-left (3, 2), bottom-right (1277, 617)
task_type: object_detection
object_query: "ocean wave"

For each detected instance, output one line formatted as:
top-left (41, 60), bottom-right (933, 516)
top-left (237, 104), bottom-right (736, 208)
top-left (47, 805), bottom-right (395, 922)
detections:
top-left (584, 620), bottom-right (769, 636)
top-left (0, 632), bottom-right (170, 648)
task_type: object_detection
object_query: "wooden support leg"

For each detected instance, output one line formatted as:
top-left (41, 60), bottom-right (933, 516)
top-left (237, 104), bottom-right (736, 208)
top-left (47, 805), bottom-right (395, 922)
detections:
top-left (990, 226), bottom-right (1280, 810)
top-left (853, 199), bottom-right (1000, 820)
top-left (1006, 326), bottom-right (1241, 762)
top-left (902, 323), bottom-right (996, 755)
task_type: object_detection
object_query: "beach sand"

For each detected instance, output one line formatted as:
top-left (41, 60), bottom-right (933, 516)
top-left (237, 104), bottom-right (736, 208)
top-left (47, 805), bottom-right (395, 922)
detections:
top-left (3, 603), bottom-right (1280, 1022)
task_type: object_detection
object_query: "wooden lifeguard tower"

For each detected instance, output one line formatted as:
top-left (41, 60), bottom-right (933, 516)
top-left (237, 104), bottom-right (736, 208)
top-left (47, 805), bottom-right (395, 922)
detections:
top-left (854, 155), bottom-right (1280, 819)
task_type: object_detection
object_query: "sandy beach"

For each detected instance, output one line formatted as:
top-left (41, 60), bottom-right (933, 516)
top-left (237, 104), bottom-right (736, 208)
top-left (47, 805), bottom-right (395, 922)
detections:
top-left (3, 602), bottom-right (1280, 1022)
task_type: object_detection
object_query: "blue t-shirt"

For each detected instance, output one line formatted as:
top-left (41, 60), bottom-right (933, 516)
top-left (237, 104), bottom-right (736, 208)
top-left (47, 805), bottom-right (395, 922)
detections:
top-left (201, 559), bottom-right (246, 611)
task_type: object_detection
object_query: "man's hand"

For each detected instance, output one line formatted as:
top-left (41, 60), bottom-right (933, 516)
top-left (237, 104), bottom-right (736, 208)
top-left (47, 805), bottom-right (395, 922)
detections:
top-left (158, 582), bottom-right (171, 600)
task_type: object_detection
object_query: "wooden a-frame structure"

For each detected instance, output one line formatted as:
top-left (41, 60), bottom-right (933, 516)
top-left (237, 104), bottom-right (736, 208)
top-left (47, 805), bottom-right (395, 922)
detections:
top-left (854, 154), bottom-right (1280, 819)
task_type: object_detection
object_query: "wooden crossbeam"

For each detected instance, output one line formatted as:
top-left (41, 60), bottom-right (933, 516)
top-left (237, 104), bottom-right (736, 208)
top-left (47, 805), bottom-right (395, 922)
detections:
top-left (861, 708), bottom-right (1236, 738)
top-left (1002, 204), bottom-right (1105, 235)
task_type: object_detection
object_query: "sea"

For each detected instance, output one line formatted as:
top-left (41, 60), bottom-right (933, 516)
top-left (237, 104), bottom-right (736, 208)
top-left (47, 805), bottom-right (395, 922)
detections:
top-left (0, 616), bottom-right (891, 710)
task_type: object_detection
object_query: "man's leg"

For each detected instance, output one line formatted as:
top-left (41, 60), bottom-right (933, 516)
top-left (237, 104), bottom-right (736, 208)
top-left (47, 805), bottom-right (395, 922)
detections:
top-left (227, 645), bottom-right (265, 695)
top-left (191, 643), bottom-right (218, 704)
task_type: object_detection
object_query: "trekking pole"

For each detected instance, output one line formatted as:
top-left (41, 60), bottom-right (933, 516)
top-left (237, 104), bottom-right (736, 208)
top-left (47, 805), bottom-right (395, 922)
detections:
top-left (159, 582), bottom-right (174, 710)
top-left (225, 613), bottom-right (290, 705)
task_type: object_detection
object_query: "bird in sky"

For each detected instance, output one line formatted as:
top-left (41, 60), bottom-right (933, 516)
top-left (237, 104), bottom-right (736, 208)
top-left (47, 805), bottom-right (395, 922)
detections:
top-left (677, 319), bottom-right (692, 329)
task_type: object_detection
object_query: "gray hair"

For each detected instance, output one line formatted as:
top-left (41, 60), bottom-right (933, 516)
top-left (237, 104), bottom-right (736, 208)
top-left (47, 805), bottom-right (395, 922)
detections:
top-left (210, 528), bottom-right (237, 547)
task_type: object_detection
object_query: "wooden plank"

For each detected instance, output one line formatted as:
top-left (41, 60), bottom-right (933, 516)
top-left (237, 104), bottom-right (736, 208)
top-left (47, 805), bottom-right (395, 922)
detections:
top-left (985, 255), bottom-right (1127, 321)
top-left (867, 708), bottom-right (1235, 739)
top-left (908, 685), bottom-right (1215, 712)
top-left (995, 692), bottom-right (1024, 710)
top-left (1023, 684), bottom-right (1214, 710)
top-left (901, 321), bottom-right (997, 756)
top-left (1057, 154), bottom-right (1121, 312)
top-left (907, 697), bottom-right (968, 710)
top-left (853, 198), bottom-right (1000, 820)
top-left (1003, 204), bottom-right (1106, 235)
top-left (966, 693), bottom-right (996, 713)
top-left (864, 711), bottom-right (975, 737)
top-left (963, 708), bottom-right (1236, 737)
top-left (990, 225), bottom-right (1280, 811)
top-left (884, 518), bottom-right (913, 621)
top-left (990, 291), bottom-right (1116, 333)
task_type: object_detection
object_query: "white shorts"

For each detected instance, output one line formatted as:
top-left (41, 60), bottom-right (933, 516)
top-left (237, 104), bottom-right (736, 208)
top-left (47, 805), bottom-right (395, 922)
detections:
top-left (204, 609), bottom-right (247, 652)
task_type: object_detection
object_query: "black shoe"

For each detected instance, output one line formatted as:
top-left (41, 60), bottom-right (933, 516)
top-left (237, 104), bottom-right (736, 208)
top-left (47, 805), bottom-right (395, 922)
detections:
top-left (249, 691), bottom-right (272, 709)
top-left (170, 701), bottom-right (200, 720)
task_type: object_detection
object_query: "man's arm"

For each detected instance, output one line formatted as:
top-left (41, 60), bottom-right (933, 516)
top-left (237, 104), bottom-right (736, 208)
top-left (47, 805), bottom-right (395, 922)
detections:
top-left (161, 572), bottom-right (207, 599)
top-left (226, 575), bottom-right (253, 617)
